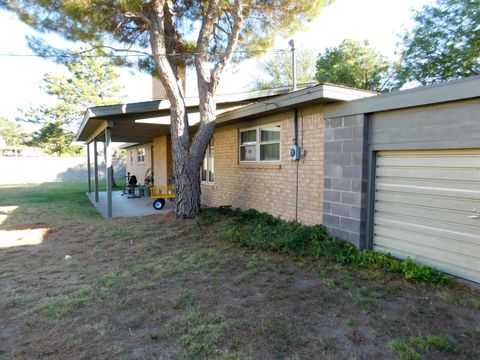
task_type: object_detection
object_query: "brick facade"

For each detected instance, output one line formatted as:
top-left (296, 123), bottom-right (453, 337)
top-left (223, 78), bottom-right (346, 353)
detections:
top-left (201, 108), bottom-right (325, 225)
top-left (322, 114), bottom-right (368, 248)
top-left (153, 135), bottom-right (173, 185)
top-left (125, 143), bottom-right (153, 183)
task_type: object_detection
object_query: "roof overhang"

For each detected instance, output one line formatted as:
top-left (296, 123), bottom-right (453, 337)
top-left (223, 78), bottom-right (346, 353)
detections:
top-left (76, 83), bottom-right (376, 144)
top-left (75, 85), bottom-right (305, 144)
top-left (323, 75), bottom-right (480, 118)
top-left (215, 83), bottom-right (377, 125)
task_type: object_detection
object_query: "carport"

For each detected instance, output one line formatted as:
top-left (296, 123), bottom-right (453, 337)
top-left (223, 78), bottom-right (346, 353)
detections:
top-left (76, 100), bottom-right (172, 218)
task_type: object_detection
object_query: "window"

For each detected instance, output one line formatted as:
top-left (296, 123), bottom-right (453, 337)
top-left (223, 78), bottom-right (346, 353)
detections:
top-left (201, 138), bottom-right (214, 183)
top-left (137, 147), bottom-right (145, 163)
top-left (239, 125), bottom-right (281, 162)
top-left (130, 150), bottom-right (134, 164)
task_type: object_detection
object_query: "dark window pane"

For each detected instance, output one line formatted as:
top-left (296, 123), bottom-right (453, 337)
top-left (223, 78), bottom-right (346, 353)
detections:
top-left (260, 143), bottom-right (280, 161)
top-left (241, 130), bottom-right (256, 144)
top-left (261, 127), bottom-right (280, 142)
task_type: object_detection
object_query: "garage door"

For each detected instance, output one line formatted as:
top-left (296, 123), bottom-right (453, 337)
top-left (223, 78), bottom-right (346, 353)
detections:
top-left (373, 149), bottom-right (480, 283)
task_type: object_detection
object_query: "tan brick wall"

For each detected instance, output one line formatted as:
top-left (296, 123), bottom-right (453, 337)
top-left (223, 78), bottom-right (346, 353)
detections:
top-left (125, 143), bottom-right (153, 183)
top-left (201, 106), bottom-right (324, 225)
top-left (152, 135), bottom-right (173, 185)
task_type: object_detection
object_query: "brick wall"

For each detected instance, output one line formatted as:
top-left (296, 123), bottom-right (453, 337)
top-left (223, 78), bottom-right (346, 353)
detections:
top-left (201, 108), bottom-right (324, 225)
top-left (322, 114), bottom-right (368, 248)
top-left (153, 135), bottom-right (173, 185)
top-left (125, 143), bottom-right (153, 183)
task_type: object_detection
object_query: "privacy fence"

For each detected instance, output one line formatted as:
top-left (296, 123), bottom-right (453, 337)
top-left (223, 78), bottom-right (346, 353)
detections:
top-left (0, 156), bottom-right (125, 185)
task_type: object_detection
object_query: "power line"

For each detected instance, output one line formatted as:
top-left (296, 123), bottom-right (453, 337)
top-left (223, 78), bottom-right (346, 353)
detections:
top-left (0, 48), bottom-right (289, 58)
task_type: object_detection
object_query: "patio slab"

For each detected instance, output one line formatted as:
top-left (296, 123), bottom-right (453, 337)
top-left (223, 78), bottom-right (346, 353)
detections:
top-left (86, 191), bottom-right (172, 218)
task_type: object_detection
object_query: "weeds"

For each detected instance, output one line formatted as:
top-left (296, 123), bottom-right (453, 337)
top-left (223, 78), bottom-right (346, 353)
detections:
top-left (389, 335), bottom-right (456, 360)
top-left (36, 289), bottom-right (92, 318)
top-left (200, 208), bottom-right (451, 285)
top-left (154, 247), bottom-right (224, 279)
top-left (94, 272), bottom-right (121, 298)
top-left (258, 315), bottom-right (298, 354)
top-left (167, 308), bottom-right (233, 356)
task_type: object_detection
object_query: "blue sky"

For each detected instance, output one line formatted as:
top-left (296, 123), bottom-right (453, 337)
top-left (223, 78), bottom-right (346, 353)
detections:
top-left (0, 0), bottom-right (428, 124)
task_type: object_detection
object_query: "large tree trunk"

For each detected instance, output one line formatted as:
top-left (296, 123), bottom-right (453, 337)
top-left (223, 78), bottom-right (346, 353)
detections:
top-left (147, 0), bottom-right (242, 218)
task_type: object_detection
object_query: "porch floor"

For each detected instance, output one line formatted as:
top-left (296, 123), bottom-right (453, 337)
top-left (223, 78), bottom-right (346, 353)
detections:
top-left (86, 191), bottom-right (173, 218)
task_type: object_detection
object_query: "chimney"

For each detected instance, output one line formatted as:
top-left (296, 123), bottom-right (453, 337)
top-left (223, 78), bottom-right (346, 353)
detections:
top-left (152, 63), bottom-right (187, 100)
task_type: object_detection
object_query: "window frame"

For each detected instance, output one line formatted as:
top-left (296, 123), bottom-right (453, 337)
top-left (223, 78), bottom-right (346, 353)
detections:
top-left (137, 147), bottom-right (145, 164)
top-left (239, 124), bottom-right (281, 164)
top-left (201, 138), bottom-right (215, 184)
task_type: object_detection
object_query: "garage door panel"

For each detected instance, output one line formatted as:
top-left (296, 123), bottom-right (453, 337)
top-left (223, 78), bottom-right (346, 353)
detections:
top-left (376, 167), bottom-right (479, 182)
top-left (374, 149), bottom-right (480, 283)
top-left (374, 235), bottom-right (479, 273)
top-left (375, 214), bottom-right (479, 244)
top-left (375, 202), bottom-right (479, 227)
top-left (376, 177), bottom-right (480, 193)
top-left (374, 243), bottom-right (480, 283)
top-left (375, 183), bottom-right (480, 200)
top-left (374, 225), bottom-right (480, 257)
top-left (375, 191), bottom-right (478, 212)
top-left (376, 155), bottom-right (479, 168)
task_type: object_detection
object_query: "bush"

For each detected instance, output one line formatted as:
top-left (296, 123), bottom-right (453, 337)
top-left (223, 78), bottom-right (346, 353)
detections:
top-left (202, 208), bottom-right (452, 285)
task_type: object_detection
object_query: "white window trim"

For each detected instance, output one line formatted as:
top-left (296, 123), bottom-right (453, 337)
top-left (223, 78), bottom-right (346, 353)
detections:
top-left (239, 124), bottom-right (281, 164)
top-left (137, 147), bottom-right (145, 164)
top-left (201, 139), bottom-right (214, 184)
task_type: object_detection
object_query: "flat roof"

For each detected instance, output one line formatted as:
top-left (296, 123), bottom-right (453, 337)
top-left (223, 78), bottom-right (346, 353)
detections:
top-left (322, 75), bottom-right (480, 118)
top-left (216, 83), bottom-right (377, 125)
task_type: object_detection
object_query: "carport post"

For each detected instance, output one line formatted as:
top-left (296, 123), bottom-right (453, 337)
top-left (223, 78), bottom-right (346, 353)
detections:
top-left (105, 125), bottom-right (113, 218)
top-left (94, 139), bottom-right (99, 202)
top-left (87, 142), bottom-right (91, 193)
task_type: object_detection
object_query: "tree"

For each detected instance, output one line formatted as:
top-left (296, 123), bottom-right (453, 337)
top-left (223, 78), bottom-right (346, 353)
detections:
top-left (20, 51), bottom-right (121, 155)
top-left (2, 0), bottom-right (329, 218)
top-left (398, 0), bottom-right (480, 85)
top-left (0, 118), bottom-right (29, 147)
top-left (253, 49), bottom-right (316, 90)
top-left (30, 121), bottom-right (83, 156)
top-left (315, 39), bottom-right (398, 92)
top-left (22, 53), bottom-right (121, 132)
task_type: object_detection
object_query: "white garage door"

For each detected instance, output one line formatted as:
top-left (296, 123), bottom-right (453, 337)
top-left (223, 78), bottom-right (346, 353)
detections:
top-left (373, 149), bottom-right (480, 283)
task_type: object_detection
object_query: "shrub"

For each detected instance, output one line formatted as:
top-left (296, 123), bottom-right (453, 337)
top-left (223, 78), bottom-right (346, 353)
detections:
top-left (203, 208), bottom-right (451, 285)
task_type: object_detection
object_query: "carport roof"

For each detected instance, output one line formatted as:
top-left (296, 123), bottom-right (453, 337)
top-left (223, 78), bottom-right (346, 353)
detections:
top-left (76, 86), bottom-right (301, 143)
top-left (76, 83), bottom-right (377, 144)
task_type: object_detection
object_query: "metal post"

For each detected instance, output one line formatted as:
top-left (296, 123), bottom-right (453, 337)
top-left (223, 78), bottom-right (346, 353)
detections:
top-left (105, 127), bottom-right (113, 218)
top-left (87, 142), bottom-right (92, 193)
top-left (94, 139), bottom-right (99, 202)
top-left (289, 39), bottom-right (297, 91)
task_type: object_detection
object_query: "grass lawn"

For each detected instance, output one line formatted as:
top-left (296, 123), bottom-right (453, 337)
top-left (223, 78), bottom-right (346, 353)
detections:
top-left (0, 181), bottom-right (479, 360)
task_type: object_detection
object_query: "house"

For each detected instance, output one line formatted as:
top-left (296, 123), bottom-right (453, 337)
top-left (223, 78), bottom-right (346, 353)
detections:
top-left (76, 75), bottom-right (480, 283)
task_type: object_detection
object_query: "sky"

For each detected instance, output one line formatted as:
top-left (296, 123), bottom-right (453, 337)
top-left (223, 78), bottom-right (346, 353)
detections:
top-left (0, 0), bottom-right (429, 124)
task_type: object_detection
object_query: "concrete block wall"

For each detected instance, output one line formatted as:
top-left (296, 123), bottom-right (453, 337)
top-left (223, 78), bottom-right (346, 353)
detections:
top-left (323, 114), bottom-right (368, 248)
top-left (201, 108), bottom-right (324, 225)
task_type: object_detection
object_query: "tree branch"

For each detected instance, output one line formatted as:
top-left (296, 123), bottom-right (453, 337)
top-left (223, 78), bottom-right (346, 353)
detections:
top-left (210, 0), bottom-right (245, 92)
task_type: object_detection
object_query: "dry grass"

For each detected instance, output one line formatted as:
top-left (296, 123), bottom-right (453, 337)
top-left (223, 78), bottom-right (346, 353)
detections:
top-left (0, 181), bottom-right (479, 359)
